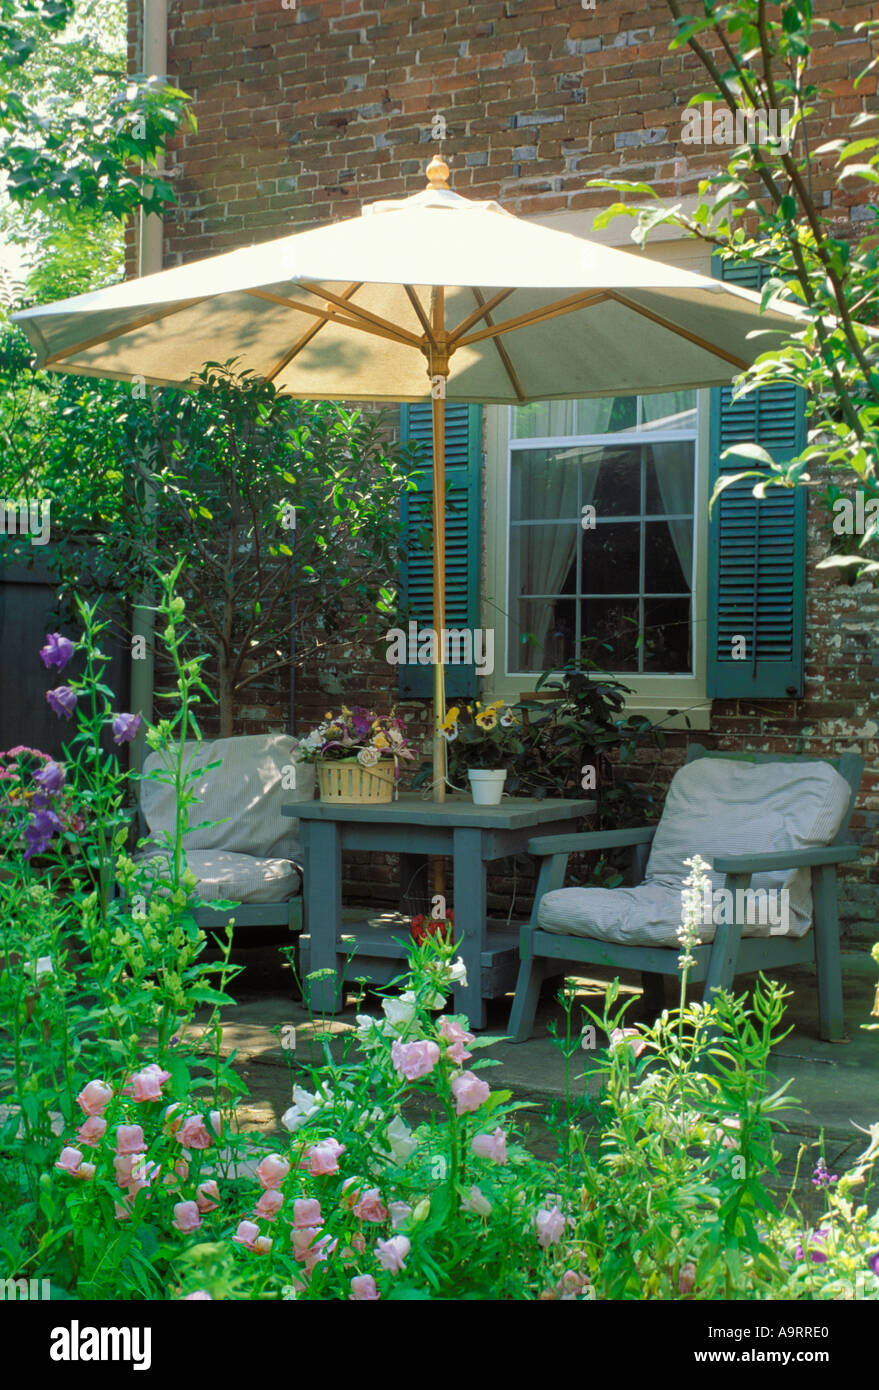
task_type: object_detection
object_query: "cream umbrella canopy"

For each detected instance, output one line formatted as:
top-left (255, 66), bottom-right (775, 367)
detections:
top-left (13, 154), bottom-right (802, 800)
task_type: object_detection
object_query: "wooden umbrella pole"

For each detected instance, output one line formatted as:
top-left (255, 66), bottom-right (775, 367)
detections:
top-left (429, 285), bottom-right (449, 900)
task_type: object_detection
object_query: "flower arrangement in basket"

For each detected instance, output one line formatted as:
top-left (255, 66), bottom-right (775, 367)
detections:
top-left (440, 700), bottom-right (523, 804)
top-left (301, 706), bottom-right (417, 804)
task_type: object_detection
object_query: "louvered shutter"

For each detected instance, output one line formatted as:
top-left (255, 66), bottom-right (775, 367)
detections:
top-left (398, 403), bottom-right (482, 698)
top-left (707, 257), bottom-right (807, 698)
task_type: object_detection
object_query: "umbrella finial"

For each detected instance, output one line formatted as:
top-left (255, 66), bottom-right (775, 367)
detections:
top-left (425, 153), bottom-right (450, 190)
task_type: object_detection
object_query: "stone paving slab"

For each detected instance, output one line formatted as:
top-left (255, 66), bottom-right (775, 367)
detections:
top-left (196, 944), bottom-right (879, 1184)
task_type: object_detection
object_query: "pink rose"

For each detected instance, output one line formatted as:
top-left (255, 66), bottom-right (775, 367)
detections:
top-left (391, 1038), bottom-right (440, 1081)
top-left (163, 1102), bottom-right (184, 1136)
top-left (439, 1016), bottom-right (474, 1065)
top-left (353, 1188), bottom-right (388, 1223)
top-left (76, 1116), bottom-right (107, 1148)
top-left (340, 1176), bottom-right (362, 1210)
top-left (350, 1274), bottom-right (380, 1301)
top-left (303, 1139), bottom-right (345, 1176)
top-left (256, 1153), bottom-right (290, 1190)
top-left (124, 1064), bottom-right (171, 1103)
top-left (558, 1270), bottom-right (587, 1300)
top-left (471, 1127), bottom-right (507, 1164)
top-left (292, 1227), bottom-right (335, 1271)
top-left (196, 1180), bottom-right (220, 1213)
top-left (293, 1197), bottom-right (323, 1229)
top-left (462, 1185), bottom-right (492, 1217)
top-left (255, 1189), bottom-right (284, 1221)
top-left (76, 1080), bottom-right (113, 1116)
top-left (113, 1153), bottom-right (139, 1188)
top-left (127, 1157), bottom-right (159, 1196)
top-left (535, 1205), bottom-right (566, 1248)
top-left (451, 1071), bottom-right (490, 1116)
top-left (389, 1201), bottom-right (412, 1230)
top-left (375, 1235), bottom-right (410, 1274)
top-left (178, 1114), bottom-right (211, 1150)
top-left (609, 1027), bottom-right (647, 1060)
top-left (232, 1220), bottom-right (261, 1251)
top-left (115, 1124), bottom-right (146, 1155)
top-left (172, 1201), bottom-right (202, 1235)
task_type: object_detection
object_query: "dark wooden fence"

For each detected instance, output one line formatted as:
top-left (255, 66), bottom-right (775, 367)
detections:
top-left (0, 553), bottom-right (130, 760)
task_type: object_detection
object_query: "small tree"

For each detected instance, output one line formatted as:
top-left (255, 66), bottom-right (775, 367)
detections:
top-left (1, 354), bottom-right (417, 735)
top-left (589, 1), bottom-right (878, 576)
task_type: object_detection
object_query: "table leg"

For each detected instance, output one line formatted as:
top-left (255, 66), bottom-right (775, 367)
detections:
top-left (304, 820), bottom-right (343, 1015)
top-left (452, 827), bottom-right (487, 1029)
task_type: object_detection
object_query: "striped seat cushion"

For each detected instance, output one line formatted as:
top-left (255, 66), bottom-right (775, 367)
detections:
top-left (138, 849), bottom-right (300, 905)
top-left (538, 757), bottom-right (851, 946)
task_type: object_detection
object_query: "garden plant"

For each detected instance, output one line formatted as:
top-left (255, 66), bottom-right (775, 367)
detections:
top-left (1, 586), bottom-right (877, 1299)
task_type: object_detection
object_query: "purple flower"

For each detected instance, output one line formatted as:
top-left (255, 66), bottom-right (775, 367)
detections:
top-left (869, 1251), bottom-right (879, 1279)
top-left (111, 713), bottom-right (142, 745)
top-left (811, 1157), bottom-right (838, 1189)
top-left (24, 809), bottom-right (63, 859)
top-left (40, 633), bottom-right (75, 672)
top-left (795, 1228), bottom-right (830, 1264)
top-left (46, 687), bottom-right (77, 719)
top-left (33, 760), bottom-right (66, 794)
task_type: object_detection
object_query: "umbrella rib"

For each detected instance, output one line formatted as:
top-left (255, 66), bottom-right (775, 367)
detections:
top-left (297, 280), bottom-right (425, 347)
top-left (265, 281), bottom-right (363, 382)
top-left (448, 288), bottom-right (515, 343)
top-left (244, 289), bottom-right (416, 347)
top-left (404, 285), bottom-right (436, 347)
top-left (44, 297), bottom-right (212, 364)
top-left (468, 288), bottom-right (526, 402)
top-left (606, 292), bottom-right (751, 370)
top-left (455, 290), bottom-right (611, 347)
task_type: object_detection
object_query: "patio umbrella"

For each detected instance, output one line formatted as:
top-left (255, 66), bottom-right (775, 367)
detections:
top-left (13, 154), bottom-right (802, 802)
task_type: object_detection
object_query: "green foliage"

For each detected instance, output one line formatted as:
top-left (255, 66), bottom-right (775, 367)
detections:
top-left (505, 638), bottom-right (666, 825)
top-left (0, 352), bottom-right (418, 732)
top-left (589, 1), bottom-right (879, 578)
top-left (0, 0), bottom-right (192, 223)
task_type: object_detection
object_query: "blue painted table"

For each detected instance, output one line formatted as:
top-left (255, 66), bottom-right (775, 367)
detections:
top-left (283, 793), bottom-right (595, 1028)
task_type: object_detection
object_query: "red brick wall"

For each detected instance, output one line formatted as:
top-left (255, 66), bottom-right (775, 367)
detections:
top-left (127, 0), bottom-right (879, 938)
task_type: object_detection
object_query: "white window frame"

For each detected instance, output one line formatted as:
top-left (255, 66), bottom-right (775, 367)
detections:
top-left (481, 392), bottom-right (712, 729)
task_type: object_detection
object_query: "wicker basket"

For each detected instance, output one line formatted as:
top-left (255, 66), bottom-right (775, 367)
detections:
top-left (317, 756), bottom-right (395, 804)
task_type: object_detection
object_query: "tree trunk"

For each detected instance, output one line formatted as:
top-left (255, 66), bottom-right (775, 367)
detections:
top-left (219, 675), bottom-right (234, 737)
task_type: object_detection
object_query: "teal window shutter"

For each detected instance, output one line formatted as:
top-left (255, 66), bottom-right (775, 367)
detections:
top-left (707, 257), bottom-right (807, 698)
top-left (398, 402), bottom-right (482, 698)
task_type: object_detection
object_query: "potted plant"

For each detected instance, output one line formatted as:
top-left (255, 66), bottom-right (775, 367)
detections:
top-left (441, 700), bottom-right (522, 805)
top-left (301, 706), bottom-right (416, 805)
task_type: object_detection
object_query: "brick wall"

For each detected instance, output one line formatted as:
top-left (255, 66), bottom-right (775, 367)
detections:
top-left (127, 0), bottom-right (879, 938)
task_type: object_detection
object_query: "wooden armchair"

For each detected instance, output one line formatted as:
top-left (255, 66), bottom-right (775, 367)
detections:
top-left (509, 745), bottom-right (863, 1043)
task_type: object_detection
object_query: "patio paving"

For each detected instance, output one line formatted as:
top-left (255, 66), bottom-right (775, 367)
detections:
top-left (198, 938), bottom-right (879, 1188)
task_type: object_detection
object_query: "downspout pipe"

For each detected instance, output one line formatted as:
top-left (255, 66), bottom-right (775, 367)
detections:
top-left (130, 0), bottom-right (167, 767)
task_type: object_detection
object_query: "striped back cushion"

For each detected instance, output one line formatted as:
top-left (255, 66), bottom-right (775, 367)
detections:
top-left (140, 733), bottom-right (298, 859)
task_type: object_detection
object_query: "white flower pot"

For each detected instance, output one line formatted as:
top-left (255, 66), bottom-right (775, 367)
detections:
top-left (467, 768), bottom-right (507, 806)
top-left (285, 762), bottom-right (316, 802)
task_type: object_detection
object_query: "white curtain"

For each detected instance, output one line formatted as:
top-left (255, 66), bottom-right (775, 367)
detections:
top-left (512, 397), bottom-right (622, 667)
top-left (651, 441), bottom-right (694, 588)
